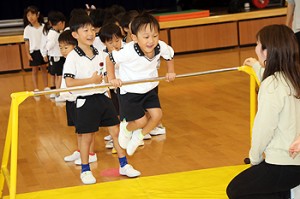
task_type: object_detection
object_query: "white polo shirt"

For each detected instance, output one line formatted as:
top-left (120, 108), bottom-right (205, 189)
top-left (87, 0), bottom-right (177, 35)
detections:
top-left (23, 23), bottom-right (44, 53)
top-left (93, 35), bottom-right (106, 52)
top-left (46, 29), bottom-right (62, 57)
top-left (63, 45), bottom-right (108, 97)
top-left (110, 40), bottom-right (174, 94)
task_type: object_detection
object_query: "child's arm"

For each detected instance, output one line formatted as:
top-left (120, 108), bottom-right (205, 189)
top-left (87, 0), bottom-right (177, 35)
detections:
top-left (106, 56), bottom-right (122, 87)
top-left (24, 40), bottom-right (33, 61)
top-left (46, 31), bottom-right (56, 51)
top-left (65, 71), bottom-right (103, 87)
top-left (165, 59), bottom-right (176, 82)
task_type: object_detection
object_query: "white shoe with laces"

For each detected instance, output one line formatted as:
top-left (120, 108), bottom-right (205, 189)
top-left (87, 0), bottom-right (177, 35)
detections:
top-left (118, 121), bottom-right (132, 149)
top-left (55, 95), bottom-right (66, 102)
top-left (105, 140), bottom-right (114, 149)
top-left (149, 126), bottom-right (166, 136)
top-left (143, 133), bottom-right (152, 140)
top-left (119, 164), bottom-right (141, 178)
top-left (80, 171), bottom-right (96, 184)
top-left (49, 93), bottom-right (56, 99)
top-left (75, 153), bottom-right (97, 165)
top-left (104, 135), bottom-right (112, 141)
top-left (64, 151), bottom-right (80, 162)
top-left (126, 130), bottom-right (143, 156)
top-left (33, 89), bottom-right (40, 101)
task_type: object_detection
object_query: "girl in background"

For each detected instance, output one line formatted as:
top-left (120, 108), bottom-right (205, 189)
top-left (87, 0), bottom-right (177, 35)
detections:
top-left (23, 6), bottom-right (49, 97)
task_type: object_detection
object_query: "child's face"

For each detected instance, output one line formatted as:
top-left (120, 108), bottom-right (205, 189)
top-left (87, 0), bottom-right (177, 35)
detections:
top-left (26, 11), bottom-right (38, 25)
top-left (255, 39), bottom-right (267, 68)
top-left (58, 21), bottom-right (66, 31)
top-left (59, 42), bottom-right (75, 58)
top-left (72, 24), bottom-right (95, 46)
top-left (104, 35), bottom-right (122, 52)
top-left (132, 24), bottom-right (159, 56)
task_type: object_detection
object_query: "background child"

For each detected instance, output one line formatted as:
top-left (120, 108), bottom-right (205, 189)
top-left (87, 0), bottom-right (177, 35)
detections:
top-left (99, 23), bottom-right (145, 151)
top-left (58, 29), bottom-right (97, 165)
top-left (226, 24), bottom-right (300, 199)
top-left (45, 10), bottom-right (66, 100)
top-left (286, 0), bottom-right (300, 47)
top-left (64, 14), bottom-right (140, 184)
top-left (120, 10), bottom-right (139, 44)
top-left (107, 12), bottom-right (176, 156)
top-left (89, 8), bottom-right (106, 52)
top-left (23, 6), bottom-right (49, 97)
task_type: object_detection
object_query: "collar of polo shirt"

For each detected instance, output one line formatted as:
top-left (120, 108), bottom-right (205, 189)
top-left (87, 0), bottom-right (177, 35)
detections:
top-left (134, 43), bottom-right (160, 57)
top-left (74, 45), bottom-right (99, 57)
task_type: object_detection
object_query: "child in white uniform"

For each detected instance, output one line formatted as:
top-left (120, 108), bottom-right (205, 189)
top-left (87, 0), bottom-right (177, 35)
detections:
top-left (23, 6), bottom-right (49, 94)
top-left (107, 12), bottom-right (176, 156)
top-left (64, 14), bottom-right (140, 185)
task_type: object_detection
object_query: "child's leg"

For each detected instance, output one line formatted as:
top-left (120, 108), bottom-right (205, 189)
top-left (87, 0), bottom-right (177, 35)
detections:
top-left (40, 65), bottom-right (48, 89)
top-left (126, 116), bottom-right (147, 132)
top-left (31, 67), bottom-right (39, 90)
top-left (126, 108), bottom-right (162, 156)
top-left (79, 132), bottom-right (96, 184)
top-left (107, 125), bottom-right (140, 178)
top-left (141, 108), bottom-right (162, 136)
top-left (55, 75), bottom-right (62, 90)
top-left (74, 133), bottom-right (97, 165)
top-left (50, 75), bottom-right (55, 88)
top-left (79, 132), bottom-right (94, 165)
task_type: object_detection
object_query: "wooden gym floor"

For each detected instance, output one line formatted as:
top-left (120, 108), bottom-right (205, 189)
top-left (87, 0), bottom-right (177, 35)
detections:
top-left (0, 46), bottom-right (256, 198)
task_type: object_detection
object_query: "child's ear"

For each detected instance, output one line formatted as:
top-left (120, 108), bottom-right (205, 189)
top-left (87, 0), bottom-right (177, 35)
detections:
top-left (131, 34), bottom-right (138, 43)
top-left (124, 27), bottom-right (129, 33)
top-left (72, 31), bottom-right (78, 39)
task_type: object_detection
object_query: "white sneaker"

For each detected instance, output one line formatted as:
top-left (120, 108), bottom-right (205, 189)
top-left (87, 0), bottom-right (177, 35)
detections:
top-left (33, 89), bottom-right (40, 101)
top-left (49, 93), bottom-right (56, 99)
top-left (64, 151), bottom-right (80, 162)
top-left (55, 95), bottom-right (66, 102)
top-left (104, 135), bottom-right (112, 141)
top-left (44, 87), bottom-right (51, 91)
top-left (119, 164), bottom-right (141, 178)
top-left (80, 171), bottom-right (96, 184)
top-left (118, 121), bottom-right (132, 149)
top-left (105, 140), bottom-right (114, 149)
top-left (143, 133), bottom-right (152, 140)
top-left (126, 131), bottom-right (143, 156)
top-left (149, 126), bottom-right (166, 136)
top-left (75, 154), bottom-right (97, 165)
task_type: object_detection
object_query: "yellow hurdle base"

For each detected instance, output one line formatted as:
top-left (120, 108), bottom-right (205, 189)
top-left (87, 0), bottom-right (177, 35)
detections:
top-left (4, 165), bottom-right (248, 199)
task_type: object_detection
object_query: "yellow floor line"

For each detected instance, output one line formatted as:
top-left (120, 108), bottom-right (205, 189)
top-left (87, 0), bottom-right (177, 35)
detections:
top-left (4, 164), bottom-right (249, 199)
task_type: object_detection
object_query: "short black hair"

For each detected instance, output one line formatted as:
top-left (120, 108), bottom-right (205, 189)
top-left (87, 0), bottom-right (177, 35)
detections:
top-left (99, 23), bottom-right (123, 43)
top-left (69, 14), bottom-right (93, 32)
top-left (120, 10), bottom-right (139, 29)
top-left (131, 12), bottom-right (160, 35)
top-left (89, 8), bottom-right (106, 28)
top-left (48, 11), bottom-right (66, 26)
top-left (58, 29), bottom-right (77, 46)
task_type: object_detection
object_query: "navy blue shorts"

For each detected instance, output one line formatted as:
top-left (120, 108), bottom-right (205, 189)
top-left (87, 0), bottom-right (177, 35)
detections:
top-left (75, 94), bottom-right (120, 134)
top-left (119, 87), bottom-right (161, 122)
top-left (49, 56), bottom-right (65, 76)
top-left (29, 50), bottom-right (47, 66)
top-left (66, 101), bottom-right (76, 126)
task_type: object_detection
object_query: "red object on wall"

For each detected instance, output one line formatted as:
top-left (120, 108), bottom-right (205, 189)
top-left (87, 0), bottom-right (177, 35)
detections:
top-left (252, 0), bottom-right (270, 8)
top-left (154, 10), bottom-right (210, 22)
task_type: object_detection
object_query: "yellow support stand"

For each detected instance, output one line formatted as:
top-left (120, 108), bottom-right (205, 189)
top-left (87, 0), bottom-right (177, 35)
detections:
top-left (0, 67), bottom-right (260, 199)
top-left (238, 66), bottom-right (260, 137)
top-left (0, 92), bottom-right (33, 199)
